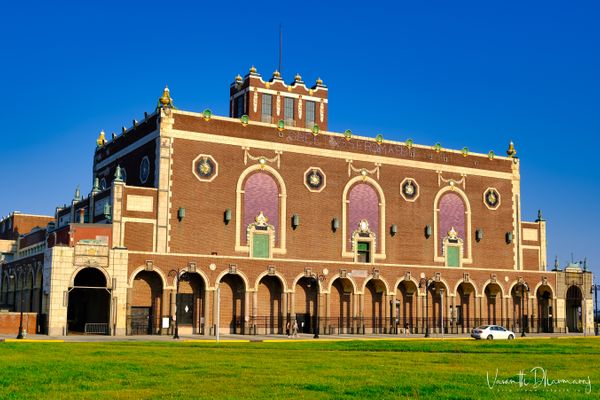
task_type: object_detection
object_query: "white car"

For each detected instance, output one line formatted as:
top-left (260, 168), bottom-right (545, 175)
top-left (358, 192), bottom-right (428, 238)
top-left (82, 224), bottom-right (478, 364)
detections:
top-left (471, 325), bottom-right (515, 340)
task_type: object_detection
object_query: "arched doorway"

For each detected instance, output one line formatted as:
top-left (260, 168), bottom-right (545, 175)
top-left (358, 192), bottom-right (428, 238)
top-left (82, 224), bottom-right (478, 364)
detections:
top-left (511, 284), bottom-right (529, 334)
top-left (536, 285), bottom-right (553, 333)
top-left (566, 285), bottom-right (582, 333)
top-left (426, 282), bottom-right (447, 334)
top-left (364, 279), bottom-right (386, 333)
top-left (396, 280), bottom-right (417, 333)
top-left (67, 268), bottom-right (110, 335)
top-left (256, 275), bottom-right (283, 334)
top-left (483, 283), bottom-right (503, 325)
top-left (219, 274), bottom-right (245, 334)
top-left (178, 273), bottom-right (206, 334)
top-left (456, 282), bottom-right (476, 332)
top-left (295, 277), bottom-right (318, 335)
top-left (330, 278), bottom-right (353, 334)
top-left (130, 270), bottom-right (163, 335)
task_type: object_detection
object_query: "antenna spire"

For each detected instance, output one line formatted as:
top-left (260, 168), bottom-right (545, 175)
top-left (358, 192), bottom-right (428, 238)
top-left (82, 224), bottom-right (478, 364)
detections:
top-left (278, 23), bottom-right (283, 75)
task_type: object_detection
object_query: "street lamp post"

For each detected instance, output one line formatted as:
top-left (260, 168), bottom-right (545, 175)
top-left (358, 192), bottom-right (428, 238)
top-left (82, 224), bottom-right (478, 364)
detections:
top-left (520, 282), bottom-right (529, 338)
top-left (168, 268), bottom-right (190, 340)
top-left (440, 287), bottom-right (445, 339)
top-left (307, 274), bottom-right (323, 339)
top-left (591, 283), bottom-right (599, 336)
top-left (419, 277), bottom-right (434, 338)
top-left (17, 284), bottom-right (25, 339)
top-left (9, 267), bottom-right (26, 339)
top-left (312, 275), bottom-right (320, 339)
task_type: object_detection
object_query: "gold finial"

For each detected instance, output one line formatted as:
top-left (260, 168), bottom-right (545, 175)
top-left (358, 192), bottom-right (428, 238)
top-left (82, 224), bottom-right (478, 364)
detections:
top-left (159, 85), bottom-right (173, 107)
top-left (273, 70), bottom-right (281, 79)
top-left (358, 219), bottom-right (370, 233)
top-left (448, 226), bottom-right (458, 239)
top-left (255, 211), bottom-right (269, 225)
top-left (506, 141), bottom-right (517, 157)
top-left (235, 74), bottom-right (243, 82)
top-left (295, 73), bottom-right (302, 82)
top-left (316, 77), bottom-right (323, 85)
top-left (96, 130), bottom-right (107, 147)
top-left (249, 65), bottom-right (257, 74)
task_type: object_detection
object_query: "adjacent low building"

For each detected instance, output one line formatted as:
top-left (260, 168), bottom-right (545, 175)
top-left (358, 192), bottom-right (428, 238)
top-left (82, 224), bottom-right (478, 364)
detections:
top-left (0, 67), bottom-right (594, 336)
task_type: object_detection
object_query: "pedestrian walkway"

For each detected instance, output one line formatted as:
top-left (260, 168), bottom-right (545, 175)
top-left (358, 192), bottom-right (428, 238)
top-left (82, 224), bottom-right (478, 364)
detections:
top-left (1, 331), bottom-right (595, 343)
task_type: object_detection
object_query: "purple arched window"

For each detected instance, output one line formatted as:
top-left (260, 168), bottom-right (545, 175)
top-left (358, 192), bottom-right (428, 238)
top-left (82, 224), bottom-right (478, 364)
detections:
top-left (348, 183), bottom-right (379, 251)
top-left (243, 172), bottom-right (279, 245)
top-left (438, 192), bottom-right (466, 256)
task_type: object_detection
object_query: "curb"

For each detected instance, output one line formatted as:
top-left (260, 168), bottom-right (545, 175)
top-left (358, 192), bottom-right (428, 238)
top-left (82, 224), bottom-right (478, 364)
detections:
top-left (182, 339), bottom-right (251, 343)
top-left (1, 339), bottom-right (65, 343)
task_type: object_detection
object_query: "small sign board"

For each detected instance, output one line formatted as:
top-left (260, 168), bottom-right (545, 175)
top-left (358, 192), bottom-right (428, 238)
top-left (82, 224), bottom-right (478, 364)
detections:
top-left (351, 269), bottom-right (368, 278)
top-left (162, 317), bottom-right (170, 329)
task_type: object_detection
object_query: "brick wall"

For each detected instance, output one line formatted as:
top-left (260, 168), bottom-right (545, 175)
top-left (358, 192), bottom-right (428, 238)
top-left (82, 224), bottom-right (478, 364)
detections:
top-left (0, 312), bottom-right (37, 335)
top-left (168, 134), bottom-right (516, 269)
top-left (124, 222), bottom-right (153, 251)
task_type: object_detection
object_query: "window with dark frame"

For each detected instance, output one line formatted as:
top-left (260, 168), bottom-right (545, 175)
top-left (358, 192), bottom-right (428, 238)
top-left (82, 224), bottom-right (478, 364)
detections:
top-left (305, 100), bottom-right (315, 127)
top-left (357, 241), bottom-right (371, 263)
top-left (284, 97), bottom-right (294, 125)
top-left (261, 94), bottom-right (272, 122)
top-left (234, 96), bottom-right (244, 118)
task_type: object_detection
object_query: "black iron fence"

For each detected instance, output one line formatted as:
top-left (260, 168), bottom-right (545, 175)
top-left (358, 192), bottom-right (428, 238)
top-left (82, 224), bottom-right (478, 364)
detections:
top-left (249, 316), bottom-right (284, 335)
top-left (126, 314), bottom-right (173, 335)
top-left (121, 314), bottom-right (573, 336)
top-left (244, 316), bottom-right (568, 336)
top-left (84, 322), bottom-right (110, 335)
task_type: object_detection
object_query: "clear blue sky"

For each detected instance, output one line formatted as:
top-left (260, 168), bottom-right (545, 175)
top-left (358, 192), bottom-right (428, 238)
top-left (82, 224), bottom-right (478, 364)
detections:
top-left (1, 1), bottom-right (598, 276)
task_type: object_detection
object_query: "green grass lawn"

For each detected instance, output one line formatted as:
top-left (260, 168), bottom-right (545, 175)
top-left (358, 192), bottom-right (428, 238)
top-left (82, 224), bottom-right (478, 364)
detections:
top-left (0, 338), bottom-right (598, 399)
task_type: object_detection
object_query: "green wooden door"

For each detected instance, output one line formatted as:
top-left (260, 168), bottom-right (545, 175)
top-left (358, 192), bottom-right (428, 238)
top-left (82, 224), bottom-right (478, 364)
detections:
top-left (252, 234), bottom-right (270, 258)
top-left (447, 246), bottom-right (460, 267)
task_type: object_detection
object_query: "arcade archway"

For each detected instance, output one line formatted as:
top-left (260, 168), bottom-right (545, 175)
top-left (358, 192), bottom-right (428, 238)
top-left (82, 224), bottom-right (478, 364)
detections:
top-left (566, 285), bottom-right (582, 333)
top-left (130, 270), bottom-right (163, 335)
top-left (256, 275), bottom-right (283, 334)
top-left (330, 277), bottom-right (354, 334)
top-left (536, 285), bottom-right (553, 333)
top-left (219, 274), bottom-right (246, 334)
top-left (483, 283), bottom-right (503, 325)
top-left (67, 268), bottom-right (110, 335)
top-left (396, 280), bottom-right (417, 333)
top-left (364, 279), bottom-right (386, 333)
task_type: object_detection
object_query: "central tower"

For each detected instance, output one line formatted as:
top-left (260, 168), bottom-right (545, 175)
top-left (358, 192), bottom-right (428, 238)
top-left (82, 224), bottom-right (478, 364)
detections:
top-left (229, 67), bottom-right (329, 131)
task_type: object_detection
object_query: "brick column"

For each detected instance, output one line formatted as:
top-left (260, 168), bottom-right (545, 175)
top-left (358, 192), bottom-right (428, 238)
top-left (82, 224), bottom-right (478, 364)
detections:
top-left (252, 290), bottom-right (258, 334)
top-left (325, 292), bottom-right (330, 334)
top-left (244, 290), bottom-right (251, 334)
top-left (281, 291), bottom-right (288, 321)
top-left (290, 291), bottom-right (296, 321)
top-left (358, 292), bottom-right (364, 334)
top-left (204, 288), bottom-right (212, 335)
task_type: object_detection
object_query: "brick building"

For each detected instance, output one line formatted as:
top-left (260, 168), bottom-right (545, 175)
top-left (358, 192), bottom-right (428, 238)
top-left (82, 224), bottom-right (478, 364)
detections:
top-left (0, 67), bottom-right (594, 336)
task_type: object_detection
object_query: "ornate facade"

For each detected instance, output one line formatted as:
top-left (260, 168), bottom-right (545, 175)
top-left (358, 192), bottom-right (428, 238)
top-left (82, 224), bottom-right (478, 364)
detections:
top-left (0, 67), bottom-right (594, 336)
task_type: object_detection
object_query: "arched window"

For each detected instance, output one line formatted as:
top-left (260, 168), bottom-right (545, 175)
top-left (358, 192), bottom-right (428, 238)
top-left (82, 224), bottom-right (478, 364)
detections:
top-left (345, 181), bottom-right (384, 262)
top-left (236, 167), bottom-right (286, 258)
top-left (435, 189), bottom-right (471, 266)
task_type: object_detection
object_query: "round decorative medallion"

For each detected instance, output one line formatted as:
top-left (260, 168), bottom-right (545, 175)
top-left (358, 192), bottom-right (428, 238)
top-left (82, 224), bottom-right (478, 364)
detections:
top-left (140, 156), bottom-right (150, 184)
top-left (400, 178), bottom-right (419, 201)
top-left (197, 157), bottom-right (215, 178)
top-left (304, 167), bottom-right (326, 192)
top-left (484, 188), bottom-right (501, 210)
top-left (192, 154), bottom-right (218, 182)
